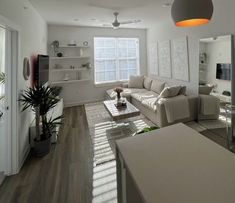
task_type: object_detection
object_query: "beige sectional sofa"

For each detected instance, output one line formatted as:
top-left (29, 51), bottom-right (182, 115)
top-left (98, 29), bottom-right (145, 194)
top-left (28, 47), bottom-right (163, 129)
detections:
top-left (106, 76), bottom-right (199, 127)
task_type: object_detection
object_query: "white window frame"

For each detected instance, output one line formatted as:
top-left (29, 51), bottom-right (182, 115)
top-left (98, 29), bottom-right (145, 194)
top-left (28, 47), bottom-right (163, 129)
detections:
top-left (94, 37), bottom-right (140, 85)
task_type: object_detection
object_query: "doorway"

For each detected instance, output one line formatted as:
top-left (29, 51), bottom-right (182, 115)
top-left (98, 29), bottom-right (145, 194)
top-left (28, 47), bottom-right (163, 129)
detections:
top-left (0, 21), bottom-right (19, 185)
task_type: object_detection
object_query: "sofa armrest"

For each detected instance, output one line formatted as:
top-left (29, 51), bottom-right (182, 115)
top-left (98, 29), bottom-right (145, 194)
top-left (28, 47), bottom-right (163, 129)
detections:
top-left (199, 94), bottom-right (220, 118)
top-left (155, 100), bottom-right (168, 127)
top-left (155, 95), bottom-right (199, 127)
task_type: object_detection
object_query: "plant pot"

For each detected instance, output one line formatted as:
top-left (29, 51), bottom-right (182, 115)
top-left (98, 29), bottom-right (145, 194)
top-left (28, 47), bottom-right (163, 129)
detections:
top-left (33, 137), bottom-right (51, 157)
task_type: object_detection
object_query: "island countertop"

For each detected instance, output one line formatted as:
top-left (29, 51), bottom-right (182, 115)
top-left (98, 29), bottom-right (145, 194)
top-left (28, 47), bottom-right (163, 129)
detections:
top-left (116, 123), bottom-right (235, 203)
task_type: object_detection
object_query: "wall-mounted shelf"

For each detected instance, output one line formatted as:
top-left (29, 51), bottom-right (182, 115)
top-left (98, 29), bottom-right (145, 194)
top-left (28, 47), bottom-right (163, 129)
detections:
top-left (50, 56), bottom-right (90, 60)
top-left (51, 68), bottom-right (88, 72)
top-left (59, 45), bottom-right (90, 48)
top-left (51, 79), bottom-right (90, 85)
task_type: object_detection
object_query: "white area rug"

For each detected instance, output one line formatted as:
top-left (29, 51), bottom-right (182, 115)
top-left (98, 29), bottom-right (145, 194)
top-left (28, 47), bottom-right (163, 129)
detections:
top-left (85, 102), bottom-right (155, 166)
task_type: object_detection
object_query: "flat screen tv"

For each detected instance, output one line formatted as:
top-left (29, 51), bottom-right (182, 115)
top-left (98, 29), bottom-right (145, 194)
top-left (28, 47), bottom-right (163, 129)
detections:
top-left (35, 55), bottom-right (49, 85)
top-left (216, 63), bottom-right (231, 81)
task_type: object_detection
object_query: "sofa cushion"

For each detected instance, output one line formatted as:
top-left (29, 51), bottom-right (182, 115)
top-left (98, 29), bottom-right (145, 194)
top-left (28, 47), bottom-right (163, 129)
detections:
top-left (106, 88), bottom-right (146, 100)
top-left (142, 97), bottom-right (158, 112)
top-left (159, 86), bottom-right (181, 98)
top-left (131, 91), bottom-right (158, 102)
top-left (128, 75), bottom-right (144, 89)
top-left (143, 77), bottom-right (153, 90)
top-left (150, 80), bottom-right (165, 94)
top-left (199, 86), bottom-right (213, 95)
top-left (179, 86), bottom-right (187, 95)
top-left (122, 88), bottom-right (146, 98)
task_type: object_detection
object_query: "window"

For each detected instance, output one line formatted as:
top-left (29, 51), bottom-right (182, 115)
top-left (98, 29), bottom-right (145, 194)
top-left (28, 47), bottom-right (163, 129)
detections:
top-left (94, 37), bottom-right (140, 84)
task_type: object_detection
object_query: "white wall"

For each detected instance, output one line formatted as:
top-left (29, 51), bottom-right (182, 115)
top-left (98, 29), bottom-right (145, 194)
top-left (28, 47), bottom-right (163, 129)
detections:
top-left (147, 1), bottom-right (235, 95)
top-left (48, 25), bottom-right (147, 106)
top-left (0, 0), bottom-right (47, 171)
top-left (204, 40), bottom-right (231, 94)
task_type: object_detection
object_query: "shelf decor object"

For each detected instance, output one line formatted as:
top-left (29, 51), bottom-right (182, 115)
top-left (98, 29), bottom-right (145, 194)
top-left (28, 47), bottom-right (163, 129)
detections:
top-left (23, 57), bottom-right (31, 81)
top-left (171, 0), bottom-right (214, 27)
top-left (83, 41), bottom-right (88, 46)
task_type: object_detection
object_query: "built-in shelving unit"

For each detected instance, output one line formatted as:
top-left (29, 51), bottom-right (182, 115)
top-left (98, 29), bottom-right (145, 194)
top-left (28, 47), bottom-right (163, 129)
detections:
top-left (49, 43), bottom-right (91, 85)
top-left (51, 79), bottom-right (90, 85)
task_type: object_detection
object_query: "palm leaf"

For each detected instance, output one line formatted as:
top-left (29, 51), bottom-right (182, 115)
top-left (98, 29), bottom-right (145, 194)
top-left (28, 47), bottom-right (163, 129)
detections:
top-left (0, 72), bottom-right (5, 84)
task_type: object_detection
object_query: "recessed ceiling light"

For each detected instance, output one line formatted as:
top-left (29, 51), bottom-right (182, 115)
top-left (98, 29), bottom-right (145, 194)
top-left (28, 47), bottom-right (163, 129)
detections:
top-left (23, 6), bottom-right (28, 9)
top-left (74, 19), bottom-right (79, 21)
top-left (163, 3), bottom-right (171, 7)
top-left (90, 18), bottom-right (98, 21)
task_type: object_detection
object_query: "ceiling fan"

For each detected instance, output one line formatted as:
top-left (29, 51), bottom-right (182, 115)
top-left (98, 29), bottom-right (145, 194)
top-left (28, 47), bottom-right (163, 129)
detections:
top-left (103, 12), bottom-right (141, 29)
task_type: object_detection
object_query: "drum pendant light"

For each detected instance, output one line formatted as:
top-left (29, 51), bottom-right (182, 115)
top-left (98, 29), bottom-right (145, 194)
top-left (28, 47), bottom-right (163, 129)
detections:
top-left (171, 0), bottom-right (214, 27)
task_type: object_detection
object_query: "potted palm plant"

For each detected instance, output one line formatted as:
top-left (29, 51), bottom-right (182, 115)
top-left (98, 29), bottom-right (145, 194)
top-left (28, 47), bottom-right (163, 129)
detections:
top-left (20, 84), bottom-right (62, 157)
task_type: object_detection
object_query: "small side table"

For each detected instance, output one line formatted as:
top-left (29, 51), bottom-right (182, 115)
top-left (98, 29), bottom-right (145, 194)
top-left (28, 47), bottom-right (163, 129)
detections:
top-left (225, 104), bottom-right (235, 152)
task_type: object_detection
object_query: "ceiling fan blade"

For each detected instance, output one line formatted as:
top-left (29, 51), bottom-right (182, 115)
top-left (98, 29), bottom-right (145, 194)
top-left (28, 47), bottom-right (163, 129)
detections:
top-left (120, 20), bottom-right (141, 25)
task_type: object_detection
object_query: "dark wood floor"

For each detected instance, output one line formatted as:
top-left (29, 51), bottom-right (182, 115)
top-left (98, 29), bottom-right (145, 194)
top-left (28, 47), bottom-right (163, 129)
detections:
top-left (0, 106), bottom-right (93, 203)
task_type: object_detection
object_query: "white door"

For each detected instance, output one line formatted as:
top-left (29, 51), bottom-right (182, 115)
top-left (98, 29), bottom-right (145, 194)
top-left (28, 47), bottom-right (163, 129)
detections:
top-left (0, 26), bottom-right (10, 176)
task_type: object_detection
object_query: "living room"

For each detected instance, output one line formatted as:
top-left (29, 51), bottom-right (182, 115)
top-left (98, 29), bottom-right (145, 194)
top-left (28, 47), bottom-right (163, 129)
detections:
top-left (0, 0), bottom-right (235, 202)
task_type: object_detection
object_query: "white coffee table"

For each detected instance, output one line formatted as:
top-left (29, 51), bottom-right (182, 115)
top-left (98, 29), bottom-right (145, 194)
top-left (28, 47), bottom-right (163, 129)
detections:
top-left (103, 100), bottom-right (140, 121)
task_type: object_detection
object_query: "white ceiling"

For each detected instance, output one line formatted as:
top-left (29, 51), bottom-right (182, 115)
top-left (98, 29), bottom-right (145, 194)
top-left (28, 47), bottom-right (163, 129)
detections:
top-left (29, 0), bottom-right (174, 29)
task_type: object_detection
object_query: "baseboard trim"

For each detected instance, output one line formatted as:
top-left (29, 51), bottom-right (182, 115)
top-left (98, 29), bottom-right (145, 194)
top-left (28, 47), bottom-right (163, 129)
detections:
top-left (64, 99), bottom-right (104, 108)
top-left (18, 146), bottom-right (30, 173)
top-left (0, 172), bottom-right (5, 186)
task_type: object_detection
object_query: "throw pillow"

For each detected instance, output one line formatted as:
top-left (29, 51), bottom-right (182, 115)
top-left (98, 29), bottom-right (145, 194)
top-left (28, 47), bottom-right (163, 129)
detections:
top-left (150, 80), bottom-right (165, 94)
top-left (178, 86), bottom-right (187, 95)
top-left (143, 77), bottom-right (153, 90)
top-left (199, 86), bottom-right (213, 95)
top-left (128, 75), bottom-right (144, 89)
top-left (159, 86), bottom-right (182, 98)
